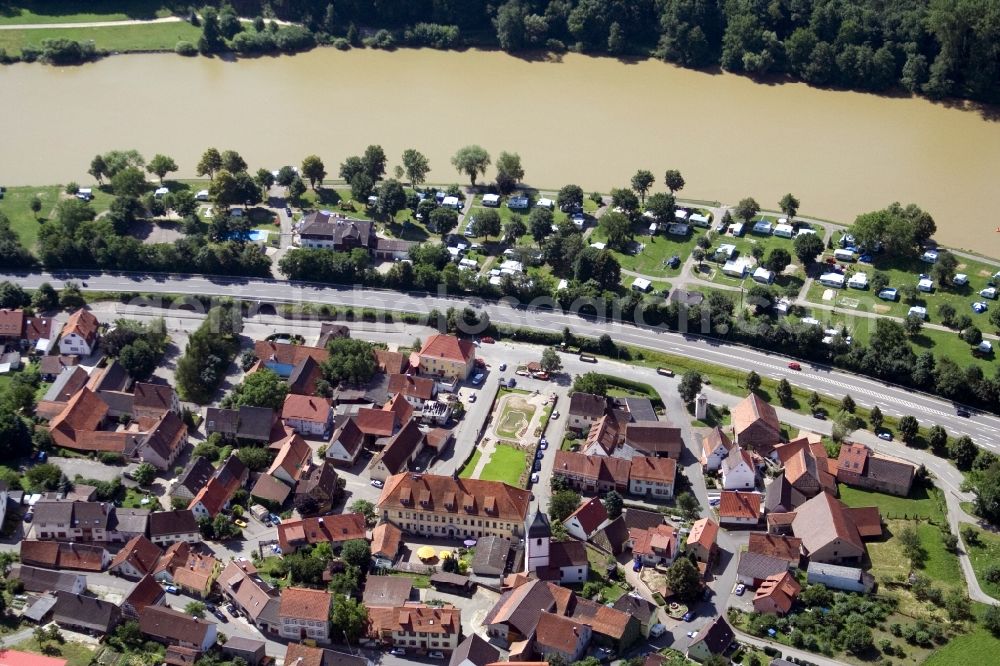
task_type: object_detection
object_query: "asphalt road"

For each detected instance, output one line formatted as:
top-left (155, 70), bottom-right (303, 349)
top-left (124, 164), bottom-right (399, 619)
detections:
top-left (9, 270), bottom-right (994, 448)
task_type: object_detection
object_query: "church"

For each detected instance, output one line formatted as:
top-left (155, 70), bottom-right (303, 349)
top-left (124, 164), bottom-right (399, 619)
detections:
top-left (525, 509), bottom-right (591, 584)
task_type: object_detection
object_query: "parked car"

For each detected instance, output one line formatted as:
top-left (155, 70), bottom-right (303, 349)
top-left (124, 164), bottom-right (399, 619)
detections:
top-left (429, 652), bottom-right (445, 660)
top-left (683, 612), bottom-right (694, 622)
top-left (686, 631), bottom-right (697, 638)
top-left (472, 373), bottom-right (484, 385)
top-left (507, 378), bottom-right (517, 388)
top-left (371, 479), bottom-right (384, 488)
top-left (234, 519), bottom-right (248, 528)
top-left (533, 461), bottom-right (541, 472)
top-left (552, 410), bottom-right (560, 420)
top-left (734, 584), bottom-right (746, 596)
top-left (813, 411), bottom-right (827, 420)
top-left (632, 560), bottom-right (642, 572)
top-left (389, 649), bottom-right (406, 657)
top-left (539, 441), bottom-right (548, 450)
top-left (212, 608), bottom-right (228, 623)
top-left (530, 473), bottom-right (539, 483)
top-left (165, 585), bottom-right (179, 594)
top-left (468, 394), bottom-right (476, 403)
top-left (878, 431), bottom-right (893, 441)
top-left (650, 623), bottom-right (666, 638)
top-left (23, 512), bottom-right (32, 523)
top-left (499, 362), bottom-right (507, 371)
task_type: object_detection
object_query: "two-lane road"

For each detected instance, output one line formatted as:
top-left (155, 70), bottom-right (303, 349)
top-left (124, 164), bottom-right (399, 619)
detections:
top-left (8, 270), bottom-right (997, 446)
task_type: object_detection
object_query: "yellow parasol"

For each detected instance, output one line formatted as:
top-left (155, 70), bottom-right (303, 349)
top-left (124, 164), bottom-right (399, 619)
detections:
top-left (439, 550), bottom-right (452, 560)
top-left (416, 546), bottom-right (437, 560)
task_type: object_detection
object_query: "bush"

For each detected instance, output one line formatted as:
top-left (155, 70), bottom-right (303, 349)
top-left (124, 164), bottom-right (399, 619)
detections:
top-left (364, 29), bottom-right (395, 49)
top-left (274, 26), bottom-right (316, 52)
top-left (97, 452), bottom-right (124, 465)
top-left (404, 23), bottom-right (460, 49)
top-left (64, 182), bottom-right (79, 195)
top-left (175, 41), bottom-right (197, 56)
top-left (333, 38), bottom-right (350, 50)
top-left (40, 38), bottom-right (96, 64)
top-left (231, 31), bottom-right (276, 53)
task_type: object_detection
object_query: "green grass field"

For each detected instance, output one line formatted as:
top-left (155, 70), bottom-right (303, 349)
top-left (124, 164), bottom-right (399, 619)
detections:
top-left (477, 443), bottom-right (527, 486)
top-left (12, 639), bottom-right (96, 666)
top-left (962, 526), bottom-right (1000, 599)
top-left (457, 447), bottom-right (483, 479)
top-left (0, 2), bottom-right (173, 25)
top-left (867, 519), bottom-right (963, 589)
top-left (0, 185), bottom-right (115, 248)
top-left (0, 20), bottom-right (203, 55)
top-left (838, 483), bottom-right (945, 523)
top-left (924, 624), bottom-right (1000, 665)
top-left (590, 224), bottom-right (702, 279)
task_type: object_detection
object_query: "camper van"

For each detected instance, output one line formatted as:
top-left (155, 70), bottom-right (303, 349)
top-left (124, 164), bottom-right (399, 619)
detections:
top-left (833, 249), bottom-right (856, 262)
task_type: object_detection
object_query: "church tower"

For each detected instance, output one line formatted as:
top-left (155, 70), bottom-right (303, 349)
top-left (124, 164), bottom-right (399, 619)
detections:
top-left (525, 508), bottom-right (551, 572)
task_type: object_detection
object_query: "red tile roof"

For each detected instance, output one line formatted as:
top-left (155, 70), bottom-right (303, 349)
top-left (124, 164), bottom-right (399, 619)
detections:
top-left (253, 341), bottom-right (329, 366)
top-left (283, 643), bottom-right (323, 666)
top-left (279, 587), bottom-right (331, 622)
top-left (371, 522), bottom-right (403, 559)
top-left (419, 334), bottom-right (475, 363)
top-left (0, 650), bottom-right (69, 666)
top-left (629, 456), bottom-right (677, 484)
top-left (732, 393), bottom-right (780, 436)
top-left (629, 524), bottom-right (677, 559)
top-left (277, 513), bottom-right (366, 552)
top-left (281, 395), bottom-right (332, 423)
top-left (686, 518), bottom-right (719, 551)
top-left (188, 472), bottom-right (241, 518)
top-left (719, 491), bottom-right (761, 520)
top-left (0, 309), bottom-right (25, 338)
top-left (267, 433), bottom-right (312, 482)
top-left (354, 407), bottom-right (396, 437)
top-left (747, 533), bottom-right (802, 564)
top-left (534, 611), bottom-right (587, 655)
top-left (565, 496), bottom-right (608, 534)
top-left (383, 393), bottom-right (414, 424)
top-left (386, 374), bottom-right (435, 400)
top-left (60, 308), bottom-right (99, 344)
top-left (377, 473), bottom-right (531, 524)
top-left (753, 571), bottom-right (800, 614)
top-left (48, 388), bottom-right (123, 452)
top-left (553, 450), bottom-right (631, 487)
top-left (110, 535), bottom-right (162, 575)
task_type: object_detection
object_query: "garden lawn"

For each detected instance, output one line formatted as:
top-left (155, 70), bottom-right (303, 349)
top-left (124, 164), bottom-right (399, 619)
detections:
top-left (477, 443), bottom-right (527, 486)
top-left (0, 2), bottom-right (173, 24)
top-left (924, 624), bottom-right (1000, 666)
top-left (867, 519), bottom-right (963, 589)
top-left (0, 20), bottom-right (203, 55)
top-left (962, 526), bottom-right (1000, 600)
top-left (458, 448), bottom-right (483, 479)
top-left (590, 224), bottom-right (702, 280)
top-left (12, 638), bottom-right (96, 666)
top-left (838, 483), bottom-right (945, 523)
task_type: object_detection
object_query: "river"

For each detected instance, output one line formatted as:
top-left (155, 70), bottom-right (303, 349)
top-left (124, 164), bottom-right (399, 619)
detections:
top-left (2, 48), bottom-right (999, 254)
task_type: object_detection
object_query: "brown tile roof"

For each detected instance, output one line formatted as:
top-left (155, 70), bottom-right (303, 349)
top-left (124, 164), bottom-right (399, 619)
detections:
top-left (586, 414), bottom-right (623, 454)
top-left (282, 394), bottom-right (332, 423)
top-left (565, 497), bottom-right (608, 534)
top-left (553, 451), bottom-right (631, 487)
top-left (39, 354), bottom-right (79, 378)
top-left (139, 605), bottom-right (214, 645)
top-left (719, 491), bottom-right (761, 520)
top-left (124, 574), bottom-right (166, 614)
top-left (386, 374), bottom-right (435, 400)
top-left (732, 393), bottom-right (780, 436)
top-left (329, 418), bottom-right (364, 458)
top-left (171, 551), bottom-right (219, 593)
top-left (568, 392), bottom-right (608, 419)
top-left (48, 388), bottom-right (111, 450)
top-left (218, 560), bottom-right (278, 624)
top-left (419, 334), bottom-right (475, 364)
top-left (629, 524), bottom-right (677, 559)
top-left (20, 540), bottom-right (106, 571)
top-left (392, 604), bottom-right (460, 635)
top-left (0, 309), bottom-right (24, 338)
top-left (689, 616), bottom-right (735, 656)
top-left (570, 597), bottom-right (634, 639)
top-left (250, 474), bottom-right (291, 504)
top-left (534, 611), bottom-right (586, 655)
top-left (354, 407), bottom-right (396, 437)
top-left (791, 491), bottom-right (870, 555)
top-left (267, 433), bottom-right (312, 481)
top-left (371, 522), bottom-right (403, 560)
top-left (378, 473), bottom-right (531, 524)
top-left (283, 643), bottom-right (323, 666)
top-left (110, 535), bottom-right (162, 575)
top-left (362, 576), bottom-right (413, 608)
top-left (846, 507), bottom-right (883, 537)
top-left (154, 541), bottom-right (191, 577)
top-left (623, 508), bottom-right (666, 531)
top-left (61, 308), bottom-right (99, 345)
top-left (142, 411), bottom-right (187, 463)
top-left (374, 349), bottom-right (407, 374)
top-left (624, 422), bottom-right (683, 457)
top-left (279, 587), bottom-right (331, 622)
top-left (753, 571), bottom-right (800, 614)
top-left (277, 513), bottom-right (366, 552)
top-left (686, 517), bottom-right (719, 551)
top-left (547, 540), bottom-right (588, 569)
top-left (133, 382), bottom-right (176, 413)
top-left (483, 579), bottom-right (557, 635)
top-left (837, 442), bottom-right (869, 474)
top-left (747, 534), bottom-right (802, 563)
top-left (372, 420), bottom-right (425, 475)
top-left (629, 456), bottom-right (677, 484)
top-left (383, 393), bottom-right (414, 424)
top-left (188, 474), bottom-right (238, 517)
top-left (253, 341), bottom-right (329, 367)
top-left (23, 315), bottom-right (54, 342)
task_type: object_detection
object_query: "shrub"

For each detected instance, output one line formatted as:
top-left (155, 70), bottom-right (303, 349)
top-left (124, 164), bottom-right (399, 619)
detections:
top-left (333, 38), bottom-right (350, 50)
top-left (175, 41), bottom-right (197, 56)
top-left (364, 29), bottom-right (395, 49)
top-left (40, 38), bottom-right (96, 64)
top-left (404, 23), bottom-right (460, 49)
top-left (232, 31), bottom-right (276, 53)
top-left (97, 452), bottom-right (124, 465)
top-left (274, 26), bottom-right (316, 52)
top-left (64, 182), bottom-right (79, 195)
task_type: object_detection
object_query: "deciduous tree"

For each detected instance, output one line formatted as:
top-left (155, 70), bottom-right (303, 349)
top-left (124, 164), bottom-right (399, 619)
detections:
top-left (451, 145), bottom-right (491, 186)
top-left (301, 155), bottom-right (326, 189)
top-left (401, 148), bottom-right (430, 188)
top-left (778, 193), bottom-right (800, 219)
top-left (495, 151), bottom-right (524, 194)
top-left (663, 169), bottom-right (685, 194)
top-left (793, 233), bottom-right (824, 264)
top-left (549, 489), bottom-right (582, 522)
top-left (631, 169), bottom-right (655, 204)
top-left (678, 371), bottom-right (702, 403)
top-left (146, 154), bottom-right (178, 184)
top-left (734, 197), bottom-right (760, 223)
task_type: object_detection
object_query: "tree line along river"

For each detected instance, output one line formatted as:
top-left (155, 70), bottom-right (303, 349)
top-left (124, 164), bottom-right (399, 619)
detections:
top-left (2, 47), bottom-right (999, 256)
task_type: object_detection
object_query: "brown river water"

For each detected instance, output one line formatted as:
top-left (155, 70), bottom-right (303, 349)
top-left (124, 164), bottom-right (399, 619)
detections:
top-left (2, 48), bottom-right (999, 255)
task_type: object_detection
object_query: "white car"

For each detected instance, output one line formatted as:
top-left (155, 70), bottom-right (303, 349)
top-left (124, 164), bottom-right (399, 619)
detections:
top-left (428, 652), bottom-right (445, 660)
top-left (734, 583), bottom-right (746, 596)
top-left (370, 479), bottom-right (384, 488)
top-left (530, 473), bottom-right (539, 483)
top-left (686, 631), bottom-right (697, 638)
top-left (649, 623), bottom-right (666, 638)
top-left (468, 394), bottom-right (477, 403)
top-left (389, 648), bottom-right (406, 656)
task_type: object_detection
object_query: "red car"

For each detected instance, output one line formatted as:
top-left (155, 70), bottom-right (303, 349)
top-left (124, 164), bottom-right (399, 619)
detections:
top-left (480, 336), bottom-right (496, 344)
top-left (788, 362), bottom-right (801, 370)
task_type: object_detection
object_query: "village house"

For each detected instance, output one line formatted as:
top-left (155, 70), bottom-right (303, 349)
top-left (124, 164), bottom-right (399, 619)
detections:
top-left (205, 405), bottom-right (276, 442)
top-left (9, 565), bottom-right (86, 596)
top-left (753, 571), bottom-right (801, 616)
top-left (279, 587), bottom-right (331, 642)
top-left (47, 388), bottom-right (133, 455)
top-left (52, 591), bottom-right (121, 635)
top-left (222, 638), bottom-right (267, 666)
top-left (282, 395), bottom-right (334, 438)
top-left (369, 420), bottom-right (426, 481)
top-left (835, 443), bottom-right (916, 497)
top-left (746, 533), bottom-right (803, 568)
top-left (525, 510), bottom-right (590, 584)
top-left (534, 612), bottom-right (591, 662)
top-left (718, 491), bottom-right (762, 526)
top-left (276, 513), bottom-right (367, 554)
top-left (148, 510), bottom-right (201, 546)
top-left (731, 393), bottom-right (781, 455)
top-left (470, 536), bottom-right (511, 578)
top-left (137, 411), bottom-right (188, 471)
top-left (0, 308), bottom-right (25, 344)
top-left (552, 451), bottom-right (630, 494)
top-left (417, 334), bottom-right (476, 382)
top-left (109, 535), bottom-right (162, 579)
top-left (59, 308), bottom-right (100, 356)
top-left (363, 576), bottom-right (414, 609)
top-left (217, 560), bottom-right (280, 633)
top-left (32, 500), bottom-right (116, 542)
top-left (132, 382), bottom-right (181, 422)
top-left (806, 561), bottom-right (876, 593)
top-left (188, 460), bottom-right (246, 520)
top-left (153, 543), bottom-right (220, 598)
top-left (721, 447), bottom-right (757, 490)
top-left (386, 374), bottom-right (437, 407)
top-left (38, 355), bottom-right (79, 382)
top-left (627, 524), bottom-right (679, 567)
top-left (296, 213), bottom-right (376, 251)
top-left (772, 437), bottom-right (836, 501)
top-left (737, 551), bottom-right (791, 587)
top-left (20, 540), bottom-right (111, 572)
top-left (612, 594), bottom-right (659, 638)
top-left (701, 427), bottom-right (734, 471)
top-left (685, 518), bottom-right (719, 564)
top-left (781, 491), bottom-right (882, 564)
top-left (121, 574), bottom-right (167, 619)
top-left (369, 603), bottom-right (462, 653)
top-left (568, 392), bottom-right (609, 433)
top-left (450, 635), bottom-right (500, 666)
top-left (686, 617), bottom-right (734, 663)
top-left (171, 457), bottom-right (216, 503)
top-left (563, 497), bottom-right (608, 541)
top-left (622, 422), bottom-right (684, 459)
top-left (378, 473), bottom-right (530, 540)
top-left (628, 456), bottom-right (677, 499)
top-left (267, 433), bottom-right (313, 486)
top-left (371, 522), bottom-right (404, 564)
top-left (292, 460), bottom-right (340, 514)
top-left (139, 605), bottom-right (218, 652)
top-left (325, 417), bottom-right (365, 466)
